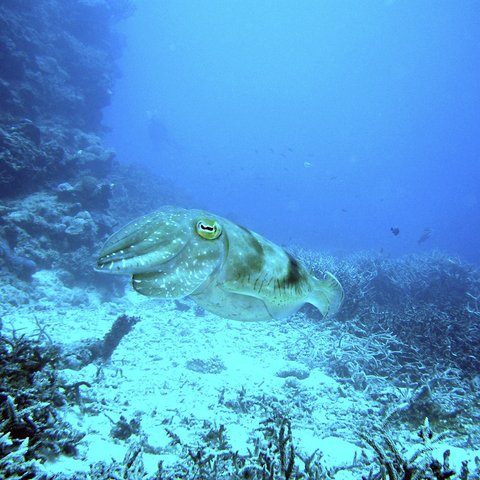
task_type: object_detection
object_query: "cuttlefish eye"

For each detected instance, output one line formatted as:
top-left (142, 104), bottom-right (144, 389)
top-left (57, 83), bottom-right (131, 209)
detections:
top-left (195, 219), bottom-right (222, 240)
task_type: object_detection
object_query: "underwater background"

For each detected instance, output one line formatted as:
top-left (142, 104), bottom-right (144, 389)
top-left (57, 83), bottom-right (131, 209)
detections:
top-left (1, 1), bottom-right (480, 479)
top-left (105, 0), bottom-right (480, 264)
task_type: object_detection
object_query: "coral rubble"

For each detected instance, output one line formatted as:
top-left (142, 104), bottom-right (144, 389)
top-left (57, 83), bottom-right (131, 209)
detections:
top-left (0, 328), bottom-right (83, 478)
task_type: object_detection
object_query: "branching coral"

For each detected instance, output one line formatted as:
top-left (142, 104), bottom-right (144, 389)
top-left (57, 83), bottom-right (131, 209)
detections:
top-left (291, 248), bottom-right (480, 378)
top-left (360, 418), bottom-right (479, 480)
top-left (0, 329), bottom-right (83, 478)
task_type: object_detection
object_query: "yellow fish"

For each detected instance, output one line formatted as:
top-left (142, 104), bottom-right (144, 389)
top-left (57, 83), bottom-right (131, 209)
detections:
top-left (95, 207), bottom-right (343, 321)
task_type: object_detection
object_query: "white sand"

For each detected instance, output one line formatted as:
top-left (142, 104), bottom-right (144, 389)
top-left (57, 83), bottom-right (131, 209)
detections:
top-left (2, 269), bottom-right (478, 478)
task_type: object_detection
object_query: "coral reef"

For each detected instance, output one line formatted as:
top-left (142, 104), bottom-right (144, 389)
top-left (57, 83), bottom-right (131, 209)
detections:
top-left (292, 248), bottom-right (480, 379)
top-left (0, 0), bottom-right (132, 130)
top-left (105, 411), bottom-right (336, 479)
top-left (0, 328), bottom-right (83, 478)
top-left (361, 418), bottom-right (480, 480)
top-left (0, 0), bottom-right (125, 288)
top-left (0, 237), bottom-right (36, 280)
top-left (0, 121), bottom-right (115, 198)
top-left (1, 1), bottom-right (479, 478)
top-left (0, 0), bottom-right (185, 288)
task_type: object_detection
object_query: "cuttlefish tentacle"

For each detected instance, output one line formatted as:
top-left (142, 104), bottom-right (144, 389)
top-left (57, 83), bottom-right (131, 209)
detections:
top-left (96, 206), bottom-right (344, 321)
top-left (95, 207), bottom-right (194, 274)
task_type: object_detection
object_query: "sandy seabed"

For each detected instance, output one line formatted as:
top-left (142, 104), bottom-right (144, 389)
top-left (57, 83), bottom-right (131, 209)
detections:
top-left (2, 269), bottom-right (479, 479)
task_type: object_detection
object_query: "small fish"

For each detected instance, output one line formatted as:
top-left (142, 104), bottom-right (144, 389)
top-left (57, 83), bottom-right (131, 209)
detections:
top-left (417, 227), bottom-right (432, 244)
top-left (390, 227), bottom-right (400, 236)
top-left (303, 161), bottom-right (313, 168)
top-left (95, 207), bottom-right (344, 321)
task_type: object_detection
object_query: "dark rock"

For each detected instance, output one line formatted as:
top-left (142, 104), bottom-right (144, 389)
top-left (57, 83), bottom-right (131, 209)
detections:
top-left (0, 238), bottom-right (37, 280)
top-left (13, 118), bottom-right (41, 144)
top-left (276, 366), bottom-right (310, 380)
top-left (175, 300), bottom-right (190, 312)
top-left (99, 314), bottom-right (140, 361)
top-left (186, 356), bottom-right (227, 374)
top-left (111, 415), bottom-right (141, 441)
top-left (61, 314), bottom-right (140, 369)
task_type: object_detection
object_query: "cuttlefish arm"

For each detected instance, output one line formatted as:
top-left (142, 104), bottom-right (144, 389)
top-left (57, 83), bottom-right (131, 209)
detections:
top-left (95, 207), bottom-right (226, 298)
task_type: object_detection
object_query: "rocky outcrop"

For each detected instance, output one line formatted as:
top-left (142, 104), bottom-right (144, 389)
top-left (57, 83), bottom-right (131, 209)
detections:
top-left (0, 0), bottom-right (158, 285)
top-left (0, 0), bottom-right (185, 287)
top-left (0, 0), bottom-right (133, 130)
top-left (0, 123), bottom-right (115, 198)
top-left (0, 0), bottom-right (130, 197)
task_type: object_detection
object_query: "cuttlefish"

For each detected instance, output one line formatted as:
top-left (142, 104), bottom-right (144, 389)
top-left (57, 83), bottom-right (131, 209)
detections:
top-left (95, 207), bottom-right (344, 321)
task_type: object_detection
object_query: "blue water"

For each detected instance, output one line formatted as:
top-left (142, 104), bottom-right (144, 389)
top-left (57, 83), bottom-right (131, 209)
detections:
top-left (105, 1), bottom-right (480, 265)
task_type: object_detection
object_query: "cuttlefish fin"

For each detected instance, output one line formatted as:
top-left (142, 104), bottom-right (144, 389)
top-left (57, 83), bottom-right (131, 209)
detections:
top-left (307, 272), bottom-right (344, 318)
top-left (264, 301), bottom-right (305, 321)
top-left (131, 272), bottom-right (199, 298)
